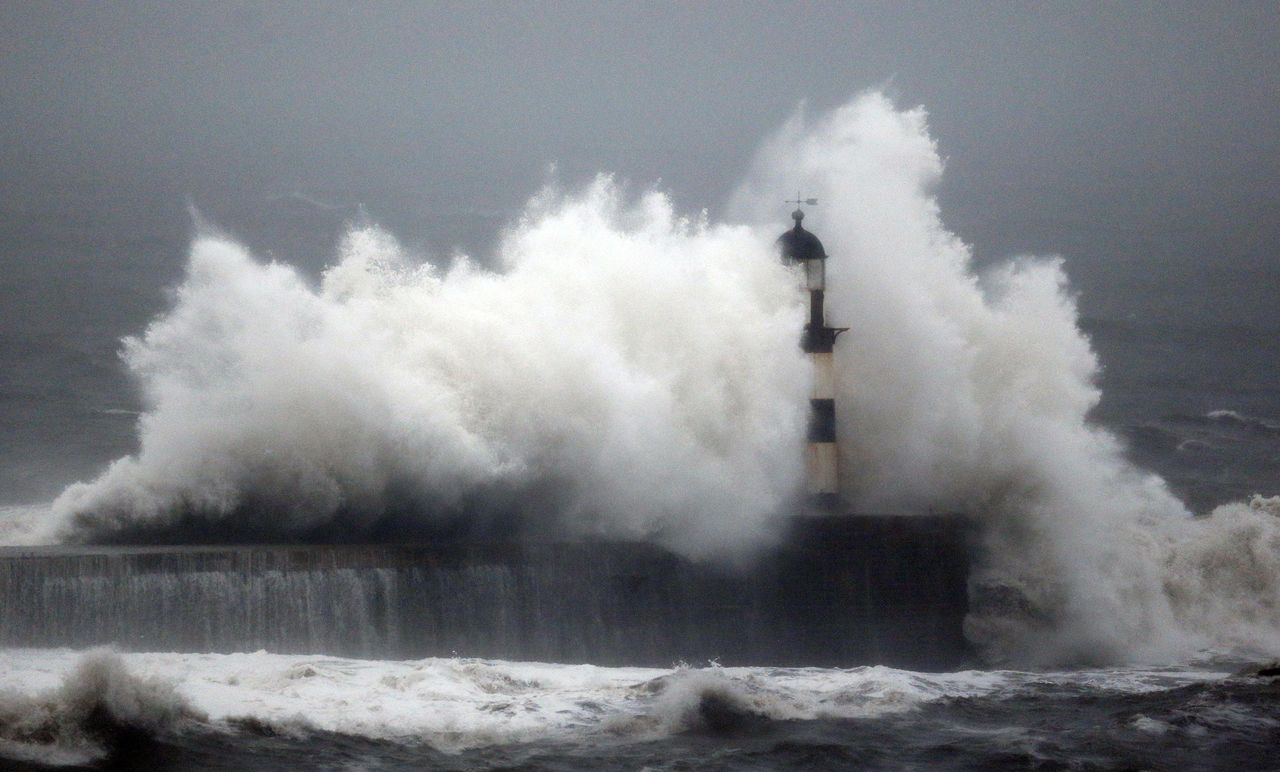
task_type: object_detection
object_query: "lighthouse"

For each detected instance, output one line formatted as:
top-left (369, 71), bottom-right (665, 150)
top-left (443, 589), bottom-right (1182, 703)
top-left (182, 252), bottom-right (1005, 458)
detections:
top-left (778, 204), bottom-right (846, 509)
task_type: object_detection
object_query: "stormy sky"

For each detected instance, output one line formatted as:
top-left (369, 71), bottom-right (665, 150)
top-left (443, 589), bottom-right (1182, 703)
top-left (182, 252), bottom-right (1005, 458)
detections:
top-left (4, 1), bottom-right (1278, 313)
top-left (1, 1), bottom-right (1277, 502)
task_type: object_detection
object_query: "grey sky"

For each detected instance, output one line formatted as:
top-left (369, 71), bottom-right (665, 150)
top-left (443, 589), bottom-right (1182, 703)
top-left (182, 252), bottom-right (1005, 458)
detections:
top-left (1, 0), bottom-right (1277, 504)
top-left (1, 0), bottom-right (1277, 319)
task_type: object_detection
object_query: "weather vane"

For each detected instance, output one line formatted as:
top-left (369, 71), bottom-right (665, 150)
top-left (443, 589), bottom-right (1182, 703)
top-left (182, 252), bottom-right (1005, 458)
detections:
top-left (786, 193), bottom-right (818, 207)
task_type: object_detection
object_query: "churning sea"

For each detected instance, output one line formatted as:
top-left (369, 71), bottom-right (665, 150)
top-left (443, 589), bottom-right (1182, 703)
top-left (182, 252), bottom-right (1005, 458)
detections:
top-left (1, 648), bottom-right (1278, 770)
top-left (0, 314), bottom-right (1276, 769)
top-left (1, 178), bottom-right (1278, 769)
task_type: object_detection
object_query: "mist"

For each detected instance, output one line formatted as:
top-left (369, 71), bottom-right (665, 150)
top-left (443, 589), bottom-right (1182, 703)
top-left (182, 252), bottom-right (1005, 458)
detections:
top-left (4, 8), bottom-right (1280, 768)
top-left (2, 3), bottom-right (1277, 510)
top-left (44, 182), bottom-right (809, 557)
top-left (2, 93), bottom-right (1271, 665)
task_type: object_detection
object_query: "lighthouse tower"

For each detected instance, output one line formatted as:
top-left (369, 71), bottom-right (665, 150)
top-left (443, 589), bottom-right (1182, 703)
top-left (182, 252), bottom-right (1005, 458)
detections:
top-left (778, 205), bottom-right (846, 509)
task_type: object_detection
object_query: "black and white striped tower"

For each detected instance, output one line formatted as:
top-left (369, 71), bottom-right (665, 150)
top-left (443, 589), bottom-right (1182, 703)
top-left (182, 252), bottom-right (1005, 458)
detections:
top-left (778, 202), bottom-right (847, 509)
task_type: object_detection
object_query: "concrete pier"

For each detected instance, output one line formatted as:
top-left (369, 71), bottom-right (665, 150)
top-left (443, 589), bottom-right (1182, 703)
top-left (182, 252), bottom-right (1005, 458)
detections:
top-left (0, 514), bottom-right (971, 669)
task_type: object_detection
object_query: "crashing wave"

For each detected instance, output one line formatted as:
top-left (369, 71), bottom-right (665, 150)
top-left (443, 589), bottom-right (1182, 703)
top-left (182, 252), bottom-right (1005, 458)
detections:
top-left (3, 91), bottom-right (1275, 664)
top-left (0, 649), bottom-right (202, 766)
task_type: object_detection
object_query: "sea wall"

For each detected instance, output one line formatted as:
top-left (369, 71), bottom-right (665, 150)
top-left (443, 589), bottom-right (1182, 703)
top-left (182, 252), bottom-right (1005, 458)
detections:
top-left (0, 515), bottom-right (971, 669)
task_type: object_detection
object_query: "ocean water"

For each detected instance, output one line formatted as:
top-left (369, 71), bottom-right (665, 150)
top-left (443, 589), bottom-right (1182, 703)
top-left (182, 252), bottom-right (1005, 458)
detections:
top-left (0, 649), bottom-right (1276, 770)
top-left (2, 93), bottom-right (1278, 768)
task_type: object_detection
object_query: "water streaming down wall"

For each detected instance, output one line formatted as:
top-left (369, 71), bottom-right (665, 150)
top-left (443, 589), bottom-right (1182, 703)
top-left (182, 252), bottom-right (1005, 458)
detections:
top-left (0, 515), bottom-right (970, 669)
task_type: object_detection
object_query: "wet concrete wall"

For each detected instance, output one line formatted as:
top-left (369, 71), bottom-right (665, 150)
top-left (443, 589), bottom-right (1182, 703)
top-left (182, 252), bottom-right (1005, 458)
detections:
top-left (0, 515), bottom-right (971, 669)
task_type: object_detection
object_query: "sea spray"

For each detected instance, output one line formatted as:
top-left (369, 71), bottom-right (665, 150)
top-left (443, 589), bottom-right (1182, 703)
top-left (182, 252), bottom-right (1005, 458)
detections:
top-left (731, 92), bottom-right (1280, 664)
top-left (0, 650), bottom-right (1013, 756)
top-left (0, 649), bottom-right (200, 765)
top-left (19, 91), bottom-right (1280, 664)
top-left (49, 182), bottom-right (810, 558)
top-left (0, 649), bottom-right (1263, 768)
top-left (0, 504), bottom-right (57, 546)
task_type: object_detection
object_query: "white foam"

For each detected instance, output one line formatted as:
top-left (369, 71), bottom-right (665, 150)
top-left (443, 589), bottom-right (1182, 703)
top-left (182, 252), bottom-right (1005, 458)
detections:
top-left (1129, 714), bottom-right (1171, 734)
top-left (43, 182), bottom-right (810, 559)
top-left (1207, 409), bottom-right (1280, 430)
top-left (730, 94), bottom-right (1280, 665)
top-left (0, 648), bottom-right (202, 765)
top-left (0, 649), bottom-right (1016, 755)
top-left (0, 504), bottom-right (58, 546)
top-left (0, 648), bottom-right (1238, 762)
top-left (8, 91), bottom-right (1279, 664)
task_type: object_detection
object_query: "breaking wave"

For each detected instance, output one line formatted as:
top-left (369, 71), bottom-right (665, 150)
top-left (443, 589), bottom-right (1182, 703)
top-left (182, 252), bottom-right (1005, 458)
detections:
top-left (9, 91), bottom-right (1279, 664)
top-left (1204, 409), bottom-right (1280, 435)
top-left (0, 649), bottom-right (201, 766)
top-left (0, 649), bottom-right (1009, 761)
top-left (48, 184), bottom-right (810, 559)
top-left (729, 95), bottom-right (1280, 664)
top-left (1, 649), bottom-right (1265, 768)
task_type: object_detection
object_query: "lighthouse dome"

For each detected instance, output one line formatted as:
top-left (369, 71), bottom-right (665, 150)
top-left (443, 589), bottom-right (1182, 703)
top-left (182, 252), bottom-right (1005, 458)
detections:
top-left (776, 211), bottom-right (827, 262)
